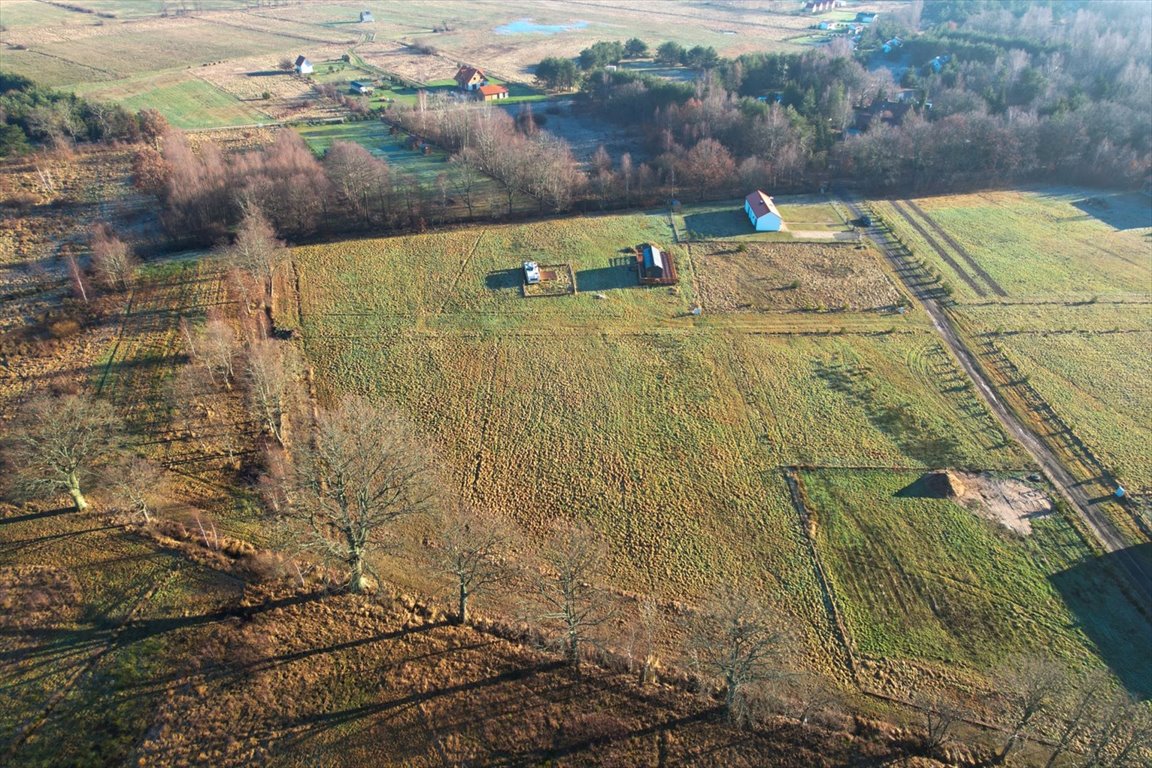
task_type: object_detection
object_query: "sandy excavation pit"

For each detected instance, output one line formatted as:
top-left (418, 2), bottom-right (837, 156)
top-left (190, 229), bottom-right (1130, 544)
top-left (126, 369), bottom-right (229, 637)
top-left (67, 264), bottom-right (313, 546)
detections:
top-left (926, 470), bottom-right (1053, 534)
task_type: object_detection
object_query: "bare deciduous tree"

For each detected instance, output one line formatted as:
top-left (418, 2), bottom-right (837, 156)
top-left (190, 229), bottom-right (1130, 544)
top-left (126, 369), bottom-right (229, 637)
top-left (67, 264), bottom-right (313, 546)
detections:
top-left (1078, 689), bottom-right (1152, 768)
top-left (913, 688), bottom-right (964, 756)
top-left (686, 588), bottom-right (784, 724)
top-left (186, 314), bottom-right (237, 390)
top-left (89, 222), bottom-right (138, 292)
top-left (624, 597), bottom-right (662, 686)
top-left (1, 393), bottom-right (123, 511)
top-left (229, 208), bottom-right (288, 305)
top-left (532, 521), bottom-right (613, 671)
top-left (447, 151), bottom-right (482, 217)
top-left (275, 396), bottom-right (433, 593)
top-left (243, 338), bottom-right (298, 447)
top-left (1044, 669), bottom-right (1114, 768)
top-left (66, 253), bottom-right (89, 303)
top-left (995, 654), bottom-right (1067, 762)
top-left (432, 505), bottom-right (515, 625)
top-left (109, 455), bottom-right (165, 522)
top-left (323, 140), bottom-right (390, 225)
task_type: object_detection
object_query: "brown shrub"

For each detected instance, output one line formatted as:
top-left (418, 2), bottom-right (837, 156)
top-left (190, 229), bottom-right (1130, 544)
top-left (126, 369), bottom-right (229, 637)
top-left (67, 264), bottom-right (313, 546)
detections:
top-left (47, 318), bottom-right (82, 339)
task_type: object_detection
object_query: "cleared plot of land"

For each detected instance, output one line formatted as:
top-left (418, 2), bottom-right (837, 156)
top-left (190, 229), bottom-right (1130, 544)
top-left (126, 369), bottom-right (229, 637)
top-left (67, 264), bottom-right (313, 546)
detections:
top-left (293, 213), bottom-right (686, 327)
top-left (805, 468), bottom-right (1152, 697)
top-left (503, 98), bottom-right (646, 164)
top-left (693, 241), bottom-right (903, 312)
top-left (874, 189), bottom-right (1152, 302)
top-left (997, 332), bottom-right (1152, 493)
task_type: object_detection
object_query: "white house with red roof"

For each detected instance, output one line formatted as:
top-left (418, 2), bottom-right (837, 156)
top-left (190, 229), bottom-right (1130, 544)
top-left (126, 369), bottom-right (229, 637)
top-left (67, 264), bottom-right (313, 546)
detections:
top-left (454, 65), bottom-right (487, 91)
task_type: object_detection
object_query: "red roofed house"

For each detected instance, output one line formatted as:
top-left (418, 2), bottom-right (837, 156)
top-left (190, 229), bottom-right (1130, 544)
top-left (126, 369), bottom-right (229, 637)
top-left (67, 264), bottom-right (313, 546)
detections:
top-left (477, 84), bottom-right (509, 101)
top-left (455, 65), bottom-right (487, 91)
top-left (744, 190), bottom-right (783, 231)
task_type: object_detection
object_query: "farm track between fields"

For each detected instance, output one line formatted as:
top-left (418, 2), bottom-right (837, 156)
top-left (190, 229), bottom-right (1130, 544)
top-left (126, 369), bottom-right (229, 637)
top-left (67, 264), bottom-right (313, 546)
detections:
top-left (887, 200), bottom-right (988, 297)
top-left (902, 200), bottom-right (1008, 298)
top-left (783, 469), bottom-right (857, 680)
top-left (843, 195), bottom-right (1152, 615)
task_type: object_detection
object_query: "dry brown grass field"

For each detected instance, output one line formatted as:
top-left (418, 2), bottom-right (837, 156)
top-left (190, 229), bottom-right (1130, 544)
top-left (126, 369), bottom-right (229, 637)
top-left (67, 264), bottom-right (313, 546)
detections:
top-left (693, 241), bottom-right (903, 312)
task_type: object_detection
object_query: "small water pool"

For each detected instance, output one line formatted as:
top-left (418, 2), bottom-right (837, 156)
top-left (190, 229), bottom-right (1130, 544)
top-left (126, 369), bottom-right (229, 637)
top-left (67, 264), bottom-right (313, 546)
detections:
top-left (494, 18), bottom-right (588, 35)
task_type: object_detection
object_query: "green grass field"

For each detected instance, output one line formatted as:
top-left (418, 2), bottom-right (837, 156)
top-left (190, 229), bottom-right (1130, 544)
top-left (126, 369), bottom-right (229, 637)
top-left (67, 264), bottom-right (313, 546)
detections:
top-left (997, 333), bottom-right (1152, 493)
top-left (872, 187), bottom-right (1152, 510)
top-left (296, 121), bottom-right (455, 180)
top-left (873, 189), bottom-right (1152, 302)
top-left (74, 72), bottom-right (269, 129)
top-left (677, 197), bottom-right (852, 242)
top-left (805, 468), bottom-right (1152, 696)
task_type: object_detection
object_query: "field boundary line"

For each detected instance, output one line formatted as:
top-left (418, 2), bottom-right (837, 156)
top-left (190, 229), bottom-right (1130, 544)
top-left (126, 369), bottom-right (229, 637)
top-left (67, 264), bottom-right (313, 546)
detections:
top-left (783, 468), bottom-right (858, 682)
top-left (904, 200), bottom-right (1007, 297)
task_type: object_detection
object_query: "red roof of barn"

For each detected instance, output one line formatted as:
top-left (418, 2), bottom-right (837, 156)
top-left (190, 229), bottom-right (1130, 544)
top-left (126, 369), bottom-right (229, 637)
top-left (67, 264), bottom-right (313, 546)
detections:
top-left (745, 190), bottom-right (781, 219)
top-left (477, 84), bottom-right (508, 96)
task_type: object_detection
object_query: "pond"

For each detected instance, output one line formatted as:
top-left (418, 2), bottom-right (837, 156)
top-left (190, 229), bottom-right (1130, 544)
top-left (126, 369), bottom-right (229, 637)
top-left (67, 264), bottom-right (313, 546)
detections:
top-left (494, 18), bottom-right (588, 35)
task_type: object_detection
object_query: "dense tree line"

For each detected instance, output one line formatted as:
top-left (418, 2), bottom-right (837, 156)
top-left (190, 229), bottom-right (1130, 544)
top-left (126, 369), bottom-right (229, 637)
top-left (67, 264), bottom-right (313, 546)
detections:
top-left (571, 0), bottom-right (1150, 195)
top-left (0, 72), bottom-right (166, 155)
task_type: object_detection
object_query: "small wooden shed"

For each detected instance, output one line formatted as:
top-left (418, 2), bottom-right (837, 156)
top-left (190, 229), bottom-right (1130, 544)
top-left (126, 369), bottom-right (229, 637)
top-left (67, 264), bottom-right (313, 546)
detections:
top-left (636, 243), bottom-right (678, 286)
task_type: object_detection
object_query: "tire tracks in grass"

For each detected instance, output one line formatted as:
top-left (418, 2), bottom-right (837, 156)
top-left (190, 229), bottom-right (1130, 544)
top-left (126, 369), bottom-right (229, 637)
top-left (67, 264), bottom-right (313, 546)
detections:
top-left (467, 340), bottom-right (501, 502)
top-left (437, 230), bottom-right (486, 315)
top-left (842, 194), bottom-right (1152, 617)
top-left (888, 200), bottom-right (987, 298)
top-left (904, 200), bottom-right (1008, 298)
top-left (783, 469), bottom-right (858, 681)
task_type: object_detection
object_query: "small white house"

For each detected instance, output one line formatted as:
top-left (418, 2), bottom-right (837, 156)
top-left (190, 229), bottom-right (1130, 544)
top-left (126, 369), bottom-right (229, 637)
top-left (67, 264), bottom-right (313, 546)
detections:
top-left (294, 55), bottom-right (313, 75)
top-left (359, 10), bottom-right (374, 22)
top-left (744, 190), bottom-right (783, 231)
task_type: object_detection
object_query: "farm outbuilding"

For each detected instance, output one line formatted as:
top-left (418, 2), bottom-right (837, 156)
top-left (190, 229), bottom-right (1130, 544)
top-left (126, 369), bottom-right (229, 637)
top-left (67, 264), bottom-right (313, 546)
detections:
top-left (359, 10), bottom-right (374, 22)
top-left (642, 244), bottom-right (666, 279)
top-left (350, 80), bottom-right (374, 95)
top-left (744, 190), bottom-right (783, 231)
top-left (477, 84), bottom-right (509, 101)
top-left (294, 55), bottom-right (313, 75)
top-left (636, 243), bottom-right (678, 285)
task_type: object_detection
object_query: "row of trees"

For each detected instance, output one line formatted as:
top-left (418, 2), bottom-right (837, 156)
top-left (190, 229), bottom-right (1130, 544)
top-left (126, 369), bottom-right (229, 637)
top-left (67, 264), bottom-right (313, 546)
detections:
top-left (534, 39), bottom-right (719, 90)
top-left (391, 103), bottom-right (585, 214)
top-left (140, 127), bottom-right (442, 243)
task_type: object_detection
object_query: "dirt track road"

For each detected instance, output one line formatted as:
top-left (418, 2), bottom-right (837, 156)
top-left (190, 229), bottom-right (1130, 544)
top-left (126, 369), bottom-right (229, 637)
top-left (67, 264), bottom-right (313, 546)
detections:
top-left (841, 196), bottom-right (1152, 612)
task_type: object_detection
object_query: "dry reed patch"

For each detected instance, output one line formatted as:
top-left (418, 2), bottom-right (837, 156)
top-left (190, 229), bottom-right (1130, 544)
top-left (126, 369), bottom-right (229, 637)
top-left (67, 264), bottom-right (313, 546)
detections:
top-left (694, 241), bottom-right (902, 313)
